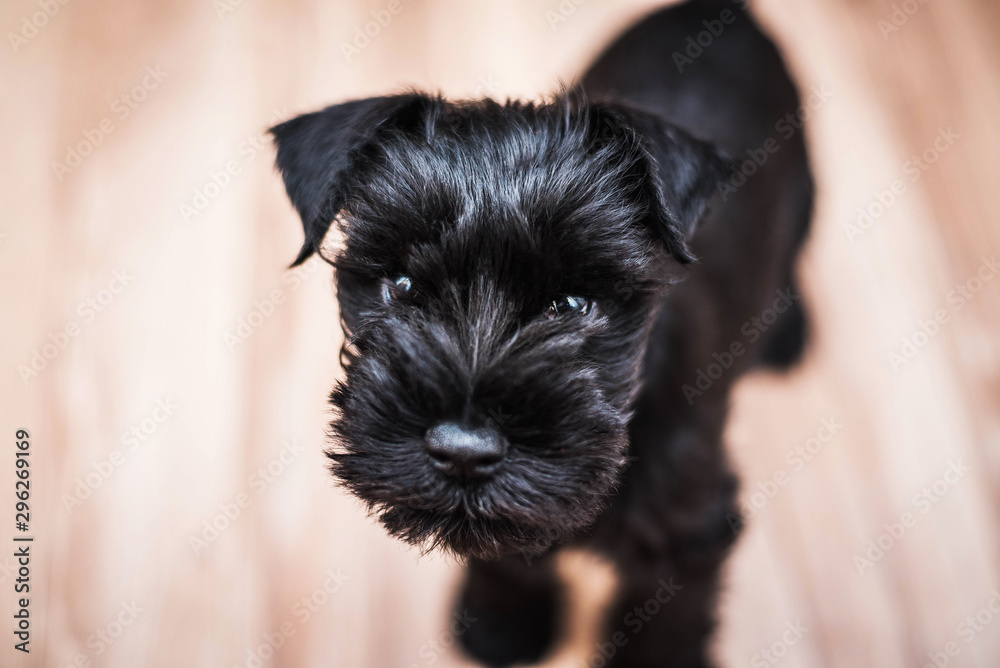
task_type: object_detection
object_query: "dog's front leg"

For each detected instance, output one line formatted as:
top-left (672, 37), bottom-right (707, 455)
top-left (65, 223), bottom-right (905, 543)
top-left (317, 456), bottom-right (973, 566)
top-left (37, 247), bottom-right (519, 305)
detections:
top-left (455, 553), bottom-right (563, 667)
top-left (592, 423), bottom-right (740, 668)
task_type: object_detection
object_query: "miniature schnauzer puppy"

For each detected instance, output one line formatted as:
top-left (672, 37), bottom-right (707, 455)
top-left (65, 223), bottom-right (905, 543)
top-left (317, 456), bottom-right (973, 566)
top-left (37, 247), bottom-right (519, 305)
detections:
top-left (271, 0), bottom-right (813, 665)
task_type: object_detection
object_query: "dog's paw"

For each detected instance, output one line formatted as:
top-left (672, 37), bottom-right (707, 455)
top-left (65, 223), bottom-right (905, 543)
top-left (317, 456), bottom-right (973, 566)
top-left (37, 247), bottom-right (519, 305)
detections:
top-left (457, 595), bottom-right (557, 667)
top-left (758, 285), bottom-right (808, 369)
top-left (456, 559), bottom-right (561, 667)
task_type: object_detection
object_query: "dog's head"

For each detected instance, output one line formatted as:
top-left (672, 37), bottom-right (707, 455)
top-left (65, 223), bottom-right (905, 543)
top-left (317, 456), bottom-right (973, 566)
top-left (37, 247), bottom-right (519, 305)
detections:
top-left (271, 92), bottom-right (728, 559)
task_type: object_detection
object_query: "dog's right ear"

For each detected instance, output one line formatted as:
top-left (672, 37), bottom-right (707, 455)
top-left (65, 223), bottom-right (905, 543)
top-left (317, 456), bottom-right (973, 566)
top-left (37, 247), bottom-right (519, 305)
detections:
top-left (270, 94), bottom-right (431, 266)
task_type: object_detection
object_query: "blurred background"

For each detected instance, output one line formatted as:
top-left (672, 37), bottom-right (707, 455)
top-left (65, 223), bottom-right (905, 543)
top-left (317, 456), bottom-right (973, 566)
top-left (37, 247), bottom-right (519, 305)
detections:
top-left (2, 0), bottom-right (999, 666)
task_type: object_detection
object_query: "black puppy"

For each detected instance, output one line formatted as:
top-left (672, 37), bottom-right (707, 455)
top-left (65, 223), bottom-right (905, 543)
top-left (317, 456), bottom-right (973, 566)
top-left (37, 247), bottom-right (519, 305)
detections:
top-left (271, 0), bottom-right (812, 665)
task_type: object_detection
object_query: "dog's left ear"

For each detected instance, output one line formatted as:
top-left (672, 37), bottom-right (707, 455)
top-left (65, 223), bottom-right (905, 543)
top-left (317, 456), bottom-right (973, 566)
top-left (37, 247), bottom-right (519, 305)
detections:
top-left (270, 94), bottom-right (431, 266)
top-left (594, 104), bottom-right (733, 263)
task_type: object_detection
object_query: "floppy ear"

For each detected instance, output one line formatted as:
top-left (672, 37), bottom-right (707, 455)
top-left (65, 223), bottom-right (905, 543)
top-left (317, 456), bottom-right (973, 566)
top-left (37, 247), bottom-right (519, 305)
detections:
top-left (270, 94), bottom-right (430, 266)
top-left (594, 104), bottom-right (733, 263)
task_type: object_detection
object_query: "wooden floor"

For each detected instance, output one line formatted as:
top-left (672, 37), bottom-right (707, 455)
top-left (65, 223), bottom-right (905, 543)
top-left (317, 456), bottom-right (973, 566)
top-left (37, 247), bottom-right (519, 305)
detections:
top-left (2, 0), bottom-right (999, 666)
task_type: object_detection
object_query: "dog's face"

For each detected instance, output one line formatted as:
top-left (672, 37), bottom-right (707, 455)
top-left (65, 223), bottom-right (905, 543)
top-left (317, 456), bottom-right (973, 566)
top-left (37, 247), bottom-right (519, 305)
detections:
top-left (272, 93), bottom-right (727, 558)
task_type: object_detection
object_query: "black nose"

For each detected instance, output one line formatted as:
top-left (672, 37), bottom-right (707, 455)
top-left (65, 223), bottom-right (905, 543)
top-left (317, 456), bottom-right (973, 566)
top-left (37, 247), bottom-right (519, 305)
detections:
top-left (425, 422), bottom-right (507, 479)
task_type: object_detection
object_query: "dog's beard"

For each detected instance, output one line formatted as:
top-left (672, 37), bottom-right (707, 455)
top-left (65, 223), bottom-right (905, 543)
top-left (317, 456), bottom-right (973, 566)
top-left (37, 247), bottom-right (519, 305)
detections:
top-left (326, 313), bottom-right (635, 560)
top-left (334, 442), bottom-right (628, 559)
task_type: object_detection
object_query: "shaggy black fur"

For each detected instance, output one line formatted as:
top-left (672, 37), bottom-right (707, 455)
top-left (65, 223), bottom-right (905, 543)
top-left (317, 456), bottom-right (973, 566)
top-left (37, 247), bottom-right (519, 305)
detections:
top-left (271, 0), bottom-right (813, 665)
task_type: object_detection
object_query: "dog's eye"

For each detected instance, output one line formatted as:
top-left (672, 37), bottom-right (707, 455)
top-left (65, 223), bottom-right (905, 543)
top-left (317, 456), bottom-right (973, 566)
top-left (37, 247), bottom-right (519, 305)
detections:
top-left (381, 275), bottom-right (412, 303)
top-left (545, 295), bottom-right (593, 318)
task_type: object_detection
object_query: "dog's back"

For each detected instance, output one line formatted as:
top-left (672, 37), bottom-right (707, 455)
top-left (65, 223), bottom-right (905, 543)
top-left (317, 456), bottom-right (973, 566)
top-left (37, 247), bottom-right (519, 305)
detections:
top-left (582, 0), bottom-right (814, 380)
top-left (577, 4), bottom-right (814, 663)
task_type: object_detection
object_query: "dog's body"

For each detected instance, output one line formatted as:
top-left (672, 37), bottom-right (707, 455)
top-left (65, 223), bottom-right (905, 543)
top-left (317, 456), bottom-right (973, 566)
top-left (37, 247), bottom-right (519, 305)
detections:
top-left (272, 1), bottom-right (812, 665)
